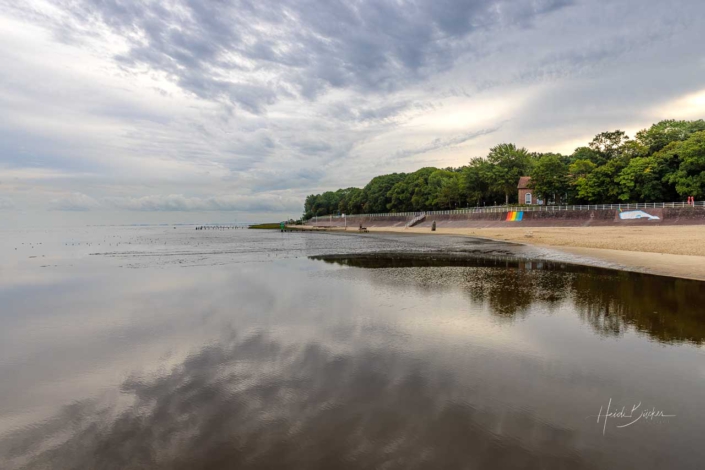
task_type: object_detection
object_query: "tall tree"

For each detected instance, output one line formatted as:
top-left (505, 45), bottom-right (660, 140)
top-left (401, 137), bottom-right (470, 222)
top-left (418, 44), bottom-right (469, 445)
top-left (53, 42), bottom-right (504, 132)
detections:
top-left (666, 131), bottom-right (705, 199)
top-left (427, 169), bottom-right (462, 209)
top-left (573, 159), bottom-right (626, 203)
top-left (616, 157), bottom-right (668, 202)
top-left (337, 187), bottom-right (364, 214)
top-left (570, 146), bottom-right (602, 165)
top-left (588, 130), bottom-right (630, 163)
top-left (363, 173), bottom-right (405, 213)
top-left (568, 160), bottom-right (597, 204)
top-left (636, 119), bottom-right (705, 153)
top-left (486, 143), bottom-right (532, 205)
top-left (387, 168), bottom-right (436, 212)
top-left (529, 154), bottom-right (569, 205)
top-left (460, 157), bottom-right (493, 207)
top-left (347, 187), bottom-right (367, 214)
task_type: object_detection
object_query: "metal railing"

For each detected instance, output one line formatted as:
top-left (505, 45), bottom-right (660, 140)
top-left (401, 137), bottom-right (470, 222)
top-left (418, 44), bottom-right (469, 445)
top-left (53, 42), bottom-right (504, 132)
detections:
top-left (306, 201), bottom-right (703, 223)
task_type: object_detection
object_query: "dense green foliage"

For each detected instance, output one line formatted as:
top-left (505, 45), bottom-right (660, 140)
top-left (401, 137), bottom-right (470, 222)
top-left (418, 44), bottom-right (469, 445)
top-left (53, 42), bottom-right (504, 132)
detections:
top-left (303, 120), bottom-right (705, 218)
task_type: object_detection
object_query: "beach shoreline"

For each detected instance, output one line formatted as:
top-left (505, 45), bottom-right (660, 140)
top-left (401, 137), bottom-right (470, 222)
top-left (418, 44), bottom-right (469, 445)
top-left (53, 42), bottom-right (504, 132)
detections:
top-left (296, 225), bottom-right (705, 281)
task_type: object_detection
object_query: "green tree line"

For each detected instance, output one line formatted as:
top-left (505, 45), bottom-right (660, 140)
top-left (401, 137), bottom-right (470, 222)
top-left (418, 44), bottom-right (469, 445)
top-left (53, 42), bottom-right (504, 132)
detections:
top-left (304, 119), bottom-right (705, 219)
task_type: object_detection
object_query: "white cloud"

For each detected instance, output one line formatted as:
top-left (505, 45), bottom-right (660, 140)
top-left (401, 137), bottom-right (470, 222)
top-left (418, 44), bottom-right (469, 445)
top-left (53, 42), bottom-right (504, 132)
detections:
top-left (104, 194), bottom-right (301, 212)
top-left (48, 192), bottom-right (101, 211)
top-left (0, 196), bottom-right (15, 210)
top-left (1, 0), bottom-right (705, 225)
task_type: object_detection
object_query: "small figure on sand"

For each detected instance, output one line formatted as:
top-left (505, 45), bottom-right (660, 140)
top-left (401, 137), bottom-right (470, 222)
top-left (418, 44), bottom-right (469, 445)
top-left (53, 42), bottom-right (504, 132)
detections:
top-left (431, 221), bottom-right (436, 231)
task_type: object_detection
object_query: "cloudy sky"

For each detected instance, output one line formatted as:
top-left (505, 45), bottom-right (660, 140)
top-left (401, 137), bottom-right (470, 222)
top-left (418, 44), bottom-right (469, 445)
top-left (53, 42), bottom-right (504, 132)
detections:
top-left (1, 0), bottom-right (704, 226)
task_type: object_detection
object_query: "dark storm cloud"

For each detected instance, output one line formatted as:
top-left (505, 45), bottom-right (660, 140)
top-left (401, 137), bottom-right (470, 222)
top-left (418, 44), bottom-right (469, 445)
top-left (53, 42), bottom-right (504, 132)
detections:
top-left (52, 0), bottom-right (575, 113)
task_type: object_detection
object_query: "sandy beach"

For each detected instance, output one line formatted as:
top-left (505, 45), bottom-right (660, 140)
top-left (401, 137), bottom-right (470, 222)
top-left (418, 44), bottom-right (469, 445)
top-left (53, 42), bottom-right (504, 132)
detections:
top-left (408, 225), bottom-right (705, 254)
top-left (301, 225), bottom-right (705, 281)
top-left (391, 225), bottom-right (705, 281)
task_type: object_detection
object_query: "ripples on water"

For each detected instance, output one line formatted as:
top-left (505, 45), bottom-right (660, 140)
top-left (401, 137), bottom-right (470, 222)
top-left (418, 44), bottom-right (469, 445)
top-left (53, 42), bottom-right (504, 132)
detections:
top-left (1, 227), bottom-right (703, 469)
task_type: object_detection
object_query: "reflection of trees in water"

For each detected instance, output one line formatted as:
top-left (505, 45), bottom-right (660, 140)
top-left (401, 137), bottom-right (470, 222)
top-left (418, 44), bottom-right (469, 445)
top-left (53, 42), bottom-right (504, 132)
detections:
top-left (314, 255), bottom-right (705, 345)
top-left (316, 256), bottom-right (572, 319)
top-left (570, 272), bottom-right (705, 344)
top-left (1, 334), bottom-right (591, 470)
top-left (460, 263), bottom-right (705, 345)
top-left (463, 266), bottom-right (571, 318)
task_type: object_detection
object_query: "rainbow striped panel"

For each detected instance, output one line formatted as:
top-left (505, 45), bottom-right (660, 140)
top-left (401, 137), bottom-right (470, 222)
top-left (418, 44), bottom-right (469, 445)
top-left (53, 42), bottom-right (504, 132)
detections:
top-left (506, 211), bottom-right (523, 221)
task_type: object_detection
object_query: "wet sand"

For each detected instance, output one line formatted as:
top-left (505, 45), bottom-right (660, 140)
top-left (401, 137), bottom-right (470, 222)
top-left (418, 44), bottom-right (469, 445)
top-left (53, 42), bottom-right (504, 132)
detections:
top-left (546, 246), bottom-right (705, 281)
top-left (300, 225), bottom-right (705, 281)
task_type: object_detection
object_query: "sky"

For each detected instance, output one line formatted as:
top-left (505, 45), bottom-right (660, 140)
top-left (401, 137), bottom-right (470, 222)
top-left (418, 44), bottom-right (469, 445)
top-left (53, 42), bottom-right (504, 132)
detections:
top-left (1, 0), bottom-right (704, 226)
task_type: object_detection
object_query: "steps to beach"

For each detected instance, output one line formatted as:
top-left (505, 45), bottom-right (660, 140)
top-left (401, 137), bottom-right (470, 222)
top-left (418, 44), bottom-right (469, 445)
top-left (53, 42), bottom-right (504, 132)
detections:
top-left (406, 214), bottom-right (426, 228)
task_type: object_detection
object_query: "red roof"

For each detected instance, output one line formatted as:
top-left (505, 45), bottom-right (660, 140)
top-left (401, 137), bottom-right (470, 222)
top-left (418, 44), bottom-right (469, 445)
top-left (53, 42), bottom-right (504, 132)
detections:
top-left (517, 176), bottom-right (531, 189)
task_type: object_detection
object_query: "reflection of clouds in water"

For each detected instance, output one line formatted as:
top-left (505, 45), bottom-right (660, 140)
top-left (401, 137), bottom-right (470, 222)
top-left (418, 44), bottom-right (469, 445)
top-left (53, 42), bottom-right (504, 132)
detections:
top-left (1, 333), bottom-right (591, 470)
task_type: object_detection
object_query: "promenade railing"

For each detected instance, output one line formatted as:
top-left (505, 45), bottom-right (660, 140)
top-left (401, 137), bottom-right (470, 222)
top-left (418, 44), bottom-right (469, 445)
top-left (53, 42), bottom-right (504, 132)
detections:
top-left (305, 201), bottom-right (703, 223)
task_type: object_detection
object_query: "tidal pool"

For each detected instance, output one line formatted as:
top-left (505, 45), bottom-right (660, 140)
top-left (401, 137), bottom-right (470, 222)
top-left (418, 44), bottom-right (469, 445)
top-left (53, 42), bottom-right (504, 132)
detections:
top-left (1, 227), bottom-right (703, 469)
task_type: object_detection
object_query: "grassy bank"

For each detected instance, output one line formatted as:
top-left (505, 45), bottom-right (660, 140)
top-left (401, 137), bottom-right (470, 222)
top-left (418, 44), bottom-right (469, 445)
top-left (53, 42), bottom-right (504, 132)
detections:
top-left (248, 223), bottom-right (282, 229)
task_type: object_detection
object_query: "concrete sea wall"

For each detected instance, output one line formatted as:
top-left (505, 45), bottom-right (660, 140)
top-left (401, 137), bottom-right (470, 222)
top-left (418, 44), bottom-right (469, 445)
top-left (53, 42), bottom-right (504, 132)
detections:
top-left (308, 207), bottom-right (705, 229)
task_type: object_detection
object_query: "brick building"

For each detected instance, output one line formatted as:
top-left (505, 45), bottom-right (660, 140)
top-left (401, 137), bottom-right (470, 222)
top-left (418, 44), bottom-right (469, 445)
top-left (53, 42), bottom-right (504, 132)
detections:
top-left (518, 176), bottom-right (534, 205)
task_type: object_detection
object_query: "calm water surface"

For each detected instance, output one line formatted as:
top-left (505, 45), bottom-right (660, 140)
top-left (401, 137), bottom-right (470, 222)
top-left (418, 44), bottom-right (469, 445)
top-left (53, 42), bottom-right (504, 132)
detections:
top-left (1, 227), bottom-right (704, 469)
